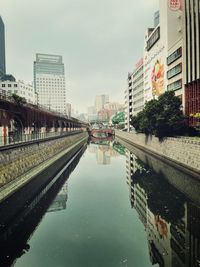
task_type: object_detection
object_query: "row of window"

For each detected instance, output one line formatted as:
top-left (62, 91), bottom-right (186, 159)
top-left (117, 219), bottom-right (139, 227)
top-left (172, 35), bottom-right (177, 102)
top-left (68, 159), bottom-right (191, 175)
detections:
top-left (1, 83), bottom-right (18, 88)
top-left (132, 90), bottom-right (144, 99)
top-left (147, 27), bottom-right (160, 51)
top-left (167, 47), bottom-right (182, 66)
top-left (167, 63), bottom-right (182, 79)
top-left (1, 83), bottom-right (35, 92)
top-left (132, 74), bottom-right (143, 86)
top-left (167, 79), bottom-right (182, 91)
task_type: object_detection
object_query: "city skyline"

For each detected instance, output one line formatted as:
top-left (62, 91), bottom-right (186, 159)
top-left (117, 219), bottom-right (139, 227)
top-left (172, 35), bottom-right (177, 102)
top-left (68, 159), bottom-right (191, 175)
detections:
top-left (0, 0), bottom-right (159, 113)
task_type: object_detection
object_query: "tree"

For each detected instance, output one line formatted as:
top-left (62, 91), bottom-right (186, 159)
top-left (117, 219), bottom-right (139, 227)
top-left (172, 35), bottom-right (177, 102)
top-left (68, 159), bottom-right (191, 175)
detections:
top-left (12, 94), bottom-right (27, 105)
top-left (131, 91), bottom-right (186, 138)
top-left (112, 112), bottom-right (125, 125)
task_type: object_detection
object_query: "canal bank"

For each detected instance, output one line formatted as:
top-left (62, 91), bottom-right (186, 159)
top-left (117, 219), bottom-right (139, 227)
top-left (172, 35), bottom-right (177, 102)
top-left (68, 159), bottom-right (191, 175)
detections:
top-left (115, 130), bottom-right (200, 179)
top-left (0, 139), bottom-right (199, 267)
top-left (0, 131), bottom-right (88, 203)
top-left (0, 146), bottom-right (86, 267)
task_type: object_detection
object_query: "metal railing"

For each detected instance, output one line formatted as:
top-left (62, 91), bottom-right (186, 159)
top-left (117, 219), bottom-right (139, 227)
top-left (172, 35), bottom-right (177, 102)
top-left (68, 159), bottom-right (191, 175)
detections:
top-left (0, 130), bottom-right (83, 148)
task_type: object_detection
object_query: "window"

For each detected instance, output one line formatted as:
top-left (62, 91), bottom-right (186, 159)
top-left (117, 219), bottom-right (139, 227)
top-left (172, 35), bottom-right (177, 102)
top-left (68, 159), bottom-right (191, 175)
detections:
top-left (167, 63), bottom-right (182, 79)
top-left (14, 84), bottom-right (18, 87)
top-left (8, 84), bottom-right (12, 87)
top-left (167, 79), bottom-right (182, 91)
top-left (2, 84), bottom-right (5, 88)
top-left (167, 47), bottom-right (182, 65)
top-left (147, 27), bottom-right (160, 51)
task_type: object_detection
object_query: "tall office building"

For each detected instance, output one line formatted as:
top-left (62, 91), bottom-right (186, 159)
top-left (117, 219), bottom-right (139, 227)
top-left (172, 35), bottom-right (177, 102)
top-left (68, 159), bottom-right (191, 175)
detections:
top-left (95, 94), bottom-right (109, 113)
top-left (126, 58), bottom-right (144, 131)
top-left (0, 16), bottom-right (6, 78)
top-left (34, 53), bottom-right (67, 114)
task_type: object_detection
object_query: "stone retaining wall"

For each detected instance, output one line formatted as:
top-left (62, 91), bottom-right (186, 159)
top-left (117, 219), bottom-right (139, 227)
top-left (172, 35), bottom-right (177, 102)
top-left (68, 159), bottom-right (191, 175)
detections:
top-left (115, 130), bottom-right (200, 173)
top-left (0, 132), bottom-right (87, 188)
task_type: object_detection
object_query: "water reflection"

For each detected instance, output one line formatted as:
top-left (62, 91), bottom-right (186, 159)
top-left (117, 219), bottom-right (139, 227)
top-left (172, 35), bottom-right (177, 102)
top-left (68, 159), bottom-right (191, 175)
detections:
top-left (125, 149), bottom-right (200, 267)
top-left (0, 146), bottom-right (86, 267)
top-left (47, 181), bottom-right (68, 213)
top-left (88, 137), bottom-right (123, 165)
top-left (0, 138), bottom-right (200, 267)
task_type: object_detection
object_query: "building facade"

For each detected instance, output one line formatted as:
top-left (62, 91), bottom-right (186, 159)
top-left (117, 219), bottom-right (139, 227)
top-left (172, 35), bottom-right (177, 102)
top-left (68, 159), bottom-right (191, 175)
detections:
top-left (0, 16), bottom-right (6, 78)
top-left (126, 58), bottom-right (144, 131)
top-left (95, 95), bottom-right (109, 113)
top-left (144, 0), bottom-right (184, 104)
top-left (34, 53), bottom-right (67, 115)
top-left (166, 1), bottom-right (184, 103)
top-left (88, 106), bottom-right (97, 122)
top-left (0, 78), bottom-right (37, 104)
top-left (184, 0), bottom-right (200, 126)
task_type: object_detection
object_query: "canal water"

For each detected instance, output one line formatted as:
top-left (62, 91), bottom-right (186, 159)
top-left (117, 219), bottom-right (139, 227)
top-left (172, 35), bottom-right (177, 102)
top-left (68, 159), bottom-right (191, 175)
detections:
top-left (0, 138), bottom-right (200, 267)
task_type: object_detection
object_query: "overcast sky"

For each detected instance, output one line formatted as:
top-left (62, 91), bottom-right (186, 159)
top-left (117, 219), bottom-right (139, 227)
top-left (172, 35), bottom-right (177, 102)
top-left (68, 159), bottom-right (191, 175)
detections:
top-left (1, 0), bottom-right (158, 113)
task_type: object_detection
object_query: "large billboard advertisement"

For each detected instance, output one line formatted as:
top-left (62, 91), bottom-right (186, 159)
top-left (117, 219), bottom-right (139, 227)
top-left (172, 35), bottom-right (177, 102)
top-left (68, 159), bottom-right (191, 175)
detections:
top-left (144, 42), bottom-right (166, 102)
top-left (151, 58), bottom-right (165, 97)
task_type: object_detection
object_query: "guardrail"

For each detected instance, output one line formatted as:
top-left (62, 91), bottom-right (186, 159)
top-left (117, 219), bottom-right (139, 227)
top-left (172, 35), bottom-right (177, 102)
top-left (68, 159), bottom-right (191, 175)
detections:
top-left (0, 130), bottom-right (83, 149)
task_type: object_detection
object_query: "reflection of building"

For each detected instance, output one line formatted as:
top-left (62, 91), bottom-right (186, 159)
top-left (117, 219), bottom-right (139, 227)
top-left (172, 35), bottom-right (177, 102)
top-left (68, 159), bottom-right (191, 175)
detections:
top-left (96, 148), bottom-right (111, 165)
top-left (48, 182), bottom-right (68, 212)
top-left (88, 141), bottom-right (120, 165)
top-left (127, 151), bottom-right (200, 267)
top-left (0, 16), bottom-right (6, 78)
top-left (34, 53), bottom-right (67, 114)
top-left (126, 58), bottom-right (144, 131)
top-left (125, 150), bottom-right (145, 210)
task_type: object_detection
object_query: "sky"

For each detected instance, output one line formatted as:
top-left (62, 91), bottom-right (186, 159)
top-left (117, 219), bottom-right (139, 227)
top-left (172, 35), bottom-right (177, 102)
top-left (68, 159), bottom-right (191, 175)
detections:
top-left (1, 0), bottom-right (159, 113)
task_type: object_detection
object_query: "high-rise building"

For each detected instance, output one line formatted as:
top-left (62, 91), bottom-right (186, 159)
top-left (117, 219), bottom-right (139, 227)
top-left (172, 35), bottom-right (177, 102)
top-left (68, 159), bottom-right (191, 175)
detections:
top-left (88, 106), bottom-right (97, 122)
top-left (0, 16), bottom-right (6, 78)
top-left (95, 94), bottom-right (109, 113)
top-left (144, 0), bottom-right (184, 104)
top-left (125, 58), bottom-right (144, 131)
top-left (184, 0), bottom-right (200, 126)
top-left (34, 53), bottom-right (67, 114)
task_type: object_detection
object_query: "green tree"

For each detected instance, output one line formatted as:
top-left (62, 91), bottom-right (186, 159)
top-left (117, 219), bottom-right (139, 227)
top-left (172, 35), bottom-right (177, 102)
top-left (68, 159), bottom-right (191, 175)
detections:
top-left (12, 93), bottom-right (27, 105)
top-left (131, 91), bottom-right (186, 138)
top-left (112, 112), bottom-right (125, 125)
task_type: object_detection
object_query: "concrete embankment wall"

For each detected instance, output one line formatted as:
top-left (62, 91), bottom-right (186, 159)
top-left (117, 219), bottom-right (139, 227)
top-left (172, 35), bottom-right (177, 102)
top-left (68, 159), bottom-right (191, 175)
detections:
top-left (115, 130), bottom-right (200, 176)
top-left (0, 131), bottom-right (88, 203)
top-left (116, 136), bottom-right (200, 204)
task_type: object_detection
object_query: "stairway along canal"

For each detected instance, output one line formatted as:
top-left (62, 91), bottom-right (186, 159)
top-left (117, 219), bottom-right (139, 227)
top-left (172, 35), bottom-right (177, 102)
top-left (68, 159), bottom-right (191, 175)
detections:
top-left (0, 137), bottom-right (200, 267)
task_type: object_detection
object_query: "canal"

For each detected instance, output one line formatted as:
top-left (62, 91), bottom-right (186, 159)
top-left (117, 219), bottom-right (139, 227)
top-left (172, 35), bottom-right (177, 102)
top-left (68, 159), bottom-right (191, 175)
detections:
top-left (0, 138), bottom-right (200, 267)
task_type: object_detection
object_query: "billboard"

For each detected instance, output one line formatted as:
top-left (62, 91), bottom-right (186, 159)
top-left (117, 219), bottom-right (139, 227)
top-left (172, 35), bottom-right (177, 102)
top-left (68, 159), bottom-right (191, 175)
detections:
top-left (144, 43), bottom-right (166, 102)
top-left (151, 59), bottom-right (165, 97)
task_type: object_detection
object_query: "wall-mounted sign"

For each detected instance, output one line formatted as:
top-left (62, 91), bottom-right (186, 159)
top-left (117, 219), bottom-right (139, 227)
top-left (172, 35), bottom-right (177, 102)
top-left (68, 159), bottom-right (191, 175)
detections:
top-left (168, 0), bottom-right (181, 11)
